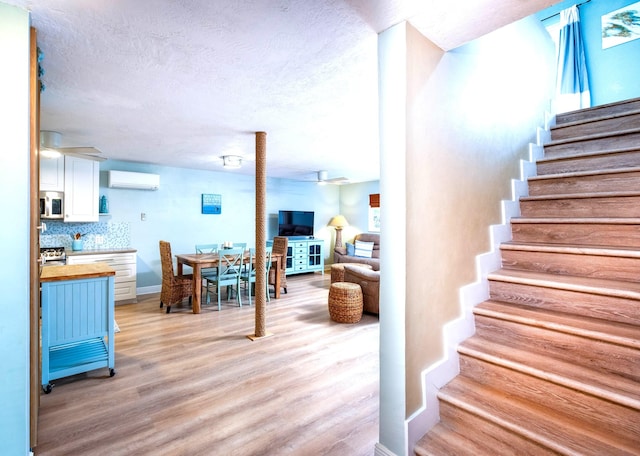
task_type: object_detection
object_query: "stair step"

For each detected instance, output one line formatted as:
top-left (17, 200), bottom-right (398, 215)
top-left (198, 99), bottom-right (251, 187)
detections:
top-left (476, 300), bottom-right (640, 350)
top-left (414, 422), bottom-right (502, 456)
top-left (519, 193), bottom-right (640, 218)
top-left (473, 312), bottom-right (640, 387)
top-left (458, 349), bottom-right (640, 445)
top-left (460, 337), bottom-right (640, 411)
top-left (415, 402), bottom-right (551, 456)
top-left (528, 167), bottom-right (640, 196)
top-left (438, 376), bottom-right (638, 455)
top-left (488, 268), bottom-right (640, 301)
top-left (555, 97), bottom-right (640, 124)
top-left (501, 242), bottom-right (640, 283)
top-left (487, 269), bottom-right (640, 325)
top-left (511, 217), bottom-right (640, 248)
top-left (551, 110), bottom-right (640, 141)
top-left (543, 128), bottom-right (640, 159)
top-left (537, 147), bottom-right (640, 175)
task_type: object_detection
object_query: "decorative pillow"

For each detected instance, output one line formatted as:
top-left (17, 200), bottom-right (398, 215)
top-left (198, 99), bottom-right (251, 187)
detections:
top-left (354, 240), bottom-right (374, 258)
top-left (346, 242), bottom-right (355, 256)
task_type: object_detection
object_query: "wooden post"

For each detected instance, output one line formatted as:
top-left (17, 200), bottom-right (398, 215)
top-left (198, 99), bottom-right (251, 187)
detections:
top-left (248, 131), bottom-right (271, 340)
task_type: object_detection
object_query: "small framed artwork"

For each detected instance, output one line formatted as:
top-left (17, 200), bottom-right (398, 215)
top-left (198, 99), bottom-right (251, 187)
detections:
top-left (602, 1), bottom-right (640, 49)
top-left (368, 207), bottom-right (380, 232)
top-left (201, 193), bottom-right (222, 214)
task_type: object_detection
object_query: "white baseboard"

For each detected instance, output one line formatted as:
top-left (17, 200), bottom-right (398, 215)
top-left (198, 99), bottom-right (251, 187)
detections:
top-left (375, 442), bottom-right (399, 456)
top-left (136, 285), bottom-right (161, 296)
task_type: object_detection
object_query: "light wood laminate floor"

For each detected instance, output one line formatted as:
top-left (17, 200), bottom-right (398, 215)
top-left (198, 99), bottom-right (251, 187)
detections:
top-left (35, 273), bottom-right (380, 455)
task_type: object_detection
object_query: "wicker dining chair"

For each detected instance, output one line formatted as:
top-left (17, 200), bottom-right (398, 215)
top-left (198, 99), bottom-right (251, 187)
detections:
top-left (159, 240), bottom-right (193, 313)
top-left (269, 236), bottom-right (288, 295)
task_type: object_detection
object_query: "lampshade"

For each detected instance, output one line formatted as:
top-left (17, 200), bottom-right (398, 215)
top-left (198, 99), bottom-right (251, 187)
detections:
top-left (328, 215), bottom-right (349, 228)
top-left (222, 155), bottom-right (242, 169)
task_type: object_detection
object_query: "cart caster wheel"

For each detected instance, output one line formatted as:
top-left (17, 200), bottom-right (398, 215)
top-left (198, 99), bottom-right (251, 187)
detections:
top-left (109, 368), bottom-right (116, 377)
top-left (42, 384), bottom-right (53, 394)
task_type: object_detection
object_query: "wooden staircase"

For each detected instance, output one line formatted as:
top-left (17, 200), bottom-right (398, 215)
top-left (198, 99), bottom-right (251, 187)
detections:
top-left (415, 97), bottom-right (640, 456)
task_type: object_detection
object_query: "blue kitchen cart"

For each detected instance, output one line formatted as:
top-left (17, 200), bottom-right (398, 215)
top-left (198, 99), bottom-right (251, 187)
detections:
top-left (40, 263), bottom-right (116, 393)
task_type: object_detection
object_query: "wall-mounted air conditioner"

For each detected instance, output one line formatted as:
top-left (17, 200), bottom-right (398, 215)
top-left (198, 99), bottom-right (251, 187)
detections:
top-left (107, 170), bottom-right (160, 190)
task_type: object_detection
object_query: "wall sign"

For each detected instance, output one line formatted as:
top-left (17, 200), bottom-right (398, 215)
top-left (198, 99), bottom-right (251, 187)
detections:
top-left (201, 193), bottom-right (222, 214)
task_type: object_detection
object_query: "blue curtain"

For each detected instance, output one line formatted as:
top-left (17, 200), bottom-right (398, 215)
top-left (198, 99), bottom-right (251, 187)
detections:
top-left (556, 5), bottom-right (591, 113)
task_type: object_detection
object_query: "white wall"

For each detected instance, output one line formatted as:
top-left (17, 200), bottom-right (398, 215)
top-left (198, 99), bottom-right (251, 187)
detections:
top-left (377, 22), bottom-right (408, 456)
top-left (0, 3), bottom-right (32, 454)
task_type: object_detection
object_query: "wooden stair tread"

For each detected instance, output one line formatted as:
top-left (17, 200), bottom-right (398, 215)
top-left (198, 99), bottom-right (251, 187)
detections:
top-left (476, 300), bottom-right (640, 349)
top-left (512, 216), bottom-right (640, 224)
top-left (487, 268), bottom-right (640, 299)
top-left (528, 165), bottom-right (640, 181)
top-left (555, 97), bottom-right (640, 124)
top-left (438, 376), bottom-right (639, 455)
top-left (414, 424), bottom-right (495, 456)
top-left (544, 127), bottom-right (640, 147)
top-left (501, 241), bottom-right (640, 258)
top-left (520, 190), bottom-right (640, 201)
top-left (460, 338), bottom-right (640, 409)
top-left (538, 145), bottom-right (640, 163)
top-left (551, 108), bottom-right (640, 131)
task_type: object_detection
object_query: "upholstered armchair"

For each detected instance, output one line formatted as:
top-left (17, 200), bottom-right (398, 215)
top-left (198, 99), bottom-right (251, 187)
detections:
top-left (343, 263), bottom-right (380, 315)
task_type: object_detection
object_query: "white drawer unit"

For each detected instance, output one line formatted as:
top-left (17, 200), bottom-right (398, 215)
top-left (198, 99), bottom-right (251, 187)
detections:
top-left (66, 251), bottom-right (137, 302)
top-left (284, 239), bottom-right (324, 275)
top-left (293, 242), bottom-right (308, 272)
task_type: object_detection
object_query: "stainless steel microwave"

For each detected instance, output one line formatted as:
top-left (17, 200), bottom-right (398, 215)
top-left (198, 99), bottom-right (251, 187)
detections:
top-left (39, 191), bottom-right (64, 219)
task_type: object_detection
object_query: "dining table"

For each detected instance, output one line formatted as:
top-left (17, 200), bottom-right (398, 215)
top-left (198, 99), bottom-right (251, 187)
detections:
top-left (174, 251), bottom-right (283, 314)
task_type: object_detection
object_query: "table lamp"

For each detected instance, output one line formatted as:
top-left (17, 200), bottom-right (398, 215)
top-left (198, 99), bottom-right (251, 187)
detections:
top-left (328, 215), bottom-right (349, 248)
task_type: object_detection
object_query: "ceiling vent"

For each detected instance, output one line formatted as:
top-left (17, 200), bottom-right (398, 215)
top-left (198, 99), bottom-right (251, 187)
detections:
top-left (108, 170), bottom-right (160, 190)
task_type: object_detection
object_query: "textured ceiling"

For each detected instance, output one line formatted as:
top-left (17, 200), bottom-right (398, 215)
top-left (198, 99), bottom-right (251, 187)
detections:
top-left (5, 0), bottom-right (558, 183)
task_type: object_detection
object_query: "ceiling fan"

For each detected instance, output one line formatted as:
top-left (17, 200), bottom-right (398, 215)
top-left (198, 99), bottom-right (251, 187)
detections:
top-left (40, 130), bottom-right (105, 161)
top-left (316, 170), bottom-right (349, 185)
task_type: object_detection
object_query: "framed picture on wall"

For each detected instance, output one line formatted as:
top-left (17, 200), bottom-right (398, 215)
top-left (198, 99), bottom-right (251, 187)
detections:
top-left (368, 207), bottom-right (380, 232)
top-left (201, 193), bottom-right (221, 214)
top-left (602, 1), bottom-right (640, 49)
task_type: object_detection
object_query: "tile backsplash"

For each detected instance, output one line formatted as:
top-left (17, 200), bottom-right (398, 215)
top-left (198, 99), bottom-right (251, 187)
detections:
top-left (40, 221), bottom-right (130, 250)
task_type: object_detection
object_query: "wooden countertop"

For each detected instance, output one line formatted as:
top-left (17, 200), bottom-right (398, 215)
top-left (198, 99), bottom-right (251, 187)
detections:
top-left (40, 263), bottom-right (116, 283)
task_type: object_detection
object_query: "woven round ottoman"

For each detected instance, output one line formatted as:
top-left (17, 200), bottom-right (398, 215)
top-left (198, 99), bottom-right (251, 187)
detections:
top-left (328, 282), bottom-right (363, 323)
top-left (330, 263), bottom-right (374, 283)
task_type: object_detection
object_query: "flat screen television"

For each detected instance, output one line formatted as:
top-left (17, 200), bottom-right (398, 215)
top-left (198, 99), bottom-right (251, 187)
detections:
top-left (278, 210), bottom-right (314, 237)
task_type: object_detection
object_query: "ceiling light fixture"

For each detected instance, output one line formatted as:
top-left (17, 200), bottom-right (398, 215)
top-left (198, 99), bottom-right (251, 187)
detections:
top-left (40, 130), bottom-right (62, 158)
top-left (222, 155), bottom-right (242, 169)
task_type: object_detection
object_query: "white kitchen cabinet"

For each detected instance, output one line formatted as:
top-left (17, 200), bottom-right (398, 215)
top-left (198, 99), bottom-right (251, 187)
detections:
top-left (40, 154), bottom-right (65, 191)
top-left (64, 155), bottom-right (99, 222)
top-left (66, 251), bottom-right (137, 302)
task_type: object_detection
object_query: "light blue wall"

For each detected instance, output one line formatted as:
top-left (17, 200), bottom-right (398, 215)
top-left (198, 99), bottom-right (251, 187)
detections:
top-left (70, 160), bottom-right (344, 290)
top-left (41, 159), bottom-right (378, 286)
top-left (538, 0), bottom-right (640, 105)
top-left (0, 4), bottom-right (31, 454)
